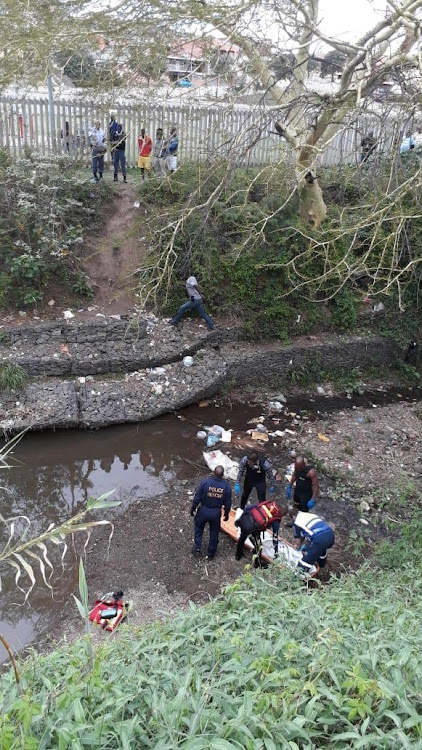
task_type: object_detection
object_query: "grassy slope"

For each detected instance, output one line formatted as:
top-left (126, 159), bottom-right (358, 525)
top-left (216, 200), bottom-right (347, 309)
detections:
top-left (1, 553), bottom-right (421, 749)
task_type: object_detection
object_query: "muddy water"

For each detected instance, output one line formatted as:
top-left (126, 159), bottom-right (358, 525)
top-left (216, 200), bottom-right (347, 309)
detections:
top-left (1, 385), bottom-right (421, 662)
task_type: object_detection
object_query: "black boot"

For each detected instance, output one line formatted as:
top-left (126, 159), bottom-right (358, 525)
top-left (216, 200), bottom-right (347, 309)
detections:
top-left (114, 174), bottom-right (118, 182)
top-left (123, 175), bottom-right (127, 183)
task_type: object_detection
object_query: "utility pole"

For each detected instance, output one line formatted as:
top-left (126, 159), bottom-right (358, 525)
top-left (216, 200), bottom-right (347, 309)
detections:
top-left (47, 74), bottom-right (56, 152)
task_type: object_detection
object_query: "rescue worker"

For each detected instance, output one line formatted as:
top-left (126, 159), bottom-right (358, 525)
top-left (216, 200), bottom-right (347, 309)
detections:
top-left (235, 500), bottom-right (286, 562)
top-left (191, 466), bottom-right (231, 560)
top-left (293, 510), bottom-right (335, 570)
top-left (235, 451), bottom-right (275, 509)
top-left (285, 456), bottom-right (319, 512)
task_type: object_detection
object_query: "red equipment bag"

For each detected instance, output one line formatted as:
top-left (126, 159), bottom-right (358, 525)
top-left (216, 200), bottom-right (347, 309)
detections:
top-left (89, 591), bottom-right (126, 632)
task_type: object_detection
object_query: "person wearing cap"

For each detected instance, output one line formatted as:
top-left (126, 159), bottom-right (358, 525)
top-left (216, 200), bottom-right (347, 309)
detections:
top-left (292, 510), bottom-right (335, 570)
top-left (235, 500), bottom-right (286, 562)
top-left (235, 451), bottom-right (275, 509)
top-left (169, 275), bottom-right (215, 330)
top-left (190, 466), bottom-right (232, 560)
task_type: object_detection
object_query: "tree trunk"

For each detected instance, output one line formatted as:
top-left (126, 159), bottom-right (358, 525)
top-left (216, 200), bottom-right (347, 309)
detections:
top-left (298, 176), bottom-right (327, 230)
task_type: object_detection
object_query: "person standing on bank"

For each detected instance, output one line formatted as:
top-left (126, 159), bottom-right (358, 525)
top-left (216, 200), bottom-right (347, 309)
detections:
top-left (165, 126), bottom-right (178, 173)
top-left (89, 121), bottom-right (106, 183)
top-left (285, 456), bottom-right (319, 512)
top-left (235, 451), bottom-right (275, 509)
top-left (191, 466), bottom-right (232, 560)
top-left (138, 127), bottom-right (152, 180)
top-left (169, 275), bottom-right (215, 330)
top-left (152, 128), bottom-right (166, 178)
top-left (111, 124), bottom-right (127, 183)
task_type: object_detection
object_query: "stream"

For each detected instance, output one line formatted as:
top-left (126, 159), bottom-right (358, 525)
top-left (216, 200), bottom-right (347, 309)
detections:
top-left (1, 385), bottom-right (421, 663)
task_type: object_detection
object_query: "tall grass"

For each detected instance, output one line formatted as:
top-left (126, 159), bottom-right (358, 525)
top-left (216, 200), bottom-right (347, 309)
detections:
top-left (0, 362), bottom-right (28, 392)
top-left (0, 534), bottom-right (421, 748)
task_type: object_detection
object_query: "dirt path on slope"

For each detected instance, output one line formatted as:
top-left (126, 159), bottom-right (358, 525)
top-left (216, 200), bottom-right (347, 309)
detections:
top-left (83, 183), bottom-right (149, 314)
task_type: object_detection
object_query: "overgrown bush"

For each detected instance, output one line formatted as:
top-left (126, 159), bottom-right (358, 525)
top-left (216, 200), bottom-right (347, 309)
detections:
top-left (0, 152), bottom-right (111, 308)
top-left (0, 522), bottom-right (421, 748)
top-left (0, 363), bottom-right (28, 391)
top-left (140, 161), bottom-right (422, 342)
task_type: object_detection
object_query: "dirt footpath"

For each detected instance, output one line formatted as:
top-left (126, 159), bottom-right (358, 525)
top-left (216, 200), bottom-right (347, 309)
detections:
top-left (82, 183), bottom-right (148, 313)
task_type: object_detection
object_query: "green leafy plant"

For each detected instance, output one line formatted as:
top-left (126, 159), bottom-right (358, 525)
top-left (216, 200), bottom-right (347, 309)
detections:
top-left (0, 363), bottom-right (28, 391)
top-left (0, 154), bottom-right (111, 308)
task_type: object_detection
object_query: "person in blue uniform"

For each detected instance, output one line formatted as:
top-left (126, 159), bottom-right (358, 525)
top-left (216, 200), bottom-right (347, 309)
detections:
top-left (191, 465), bottom-right (232, 560)
top-left (293, 511), bottom-right (335, 570)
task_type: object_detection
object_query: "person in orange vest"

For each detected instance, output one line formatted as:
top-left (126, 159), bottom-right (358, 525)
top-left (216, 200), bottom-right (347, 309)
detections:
top-left (235, 500), bottom-right (286, 561)
top-left (137, 127), bottom-right (152, 181)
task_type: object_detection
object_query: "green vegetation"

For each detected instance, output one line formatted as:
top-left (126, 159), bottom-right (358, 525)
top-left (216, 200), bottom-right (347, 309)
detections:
top-left (0, 518), bottom-right (421, 748)
top-left (140, 162), bottom-right (422, 345)
top-left (0, 363), bottom-right (28, 391)
top-left (0, 151), bottom-right (111, 308)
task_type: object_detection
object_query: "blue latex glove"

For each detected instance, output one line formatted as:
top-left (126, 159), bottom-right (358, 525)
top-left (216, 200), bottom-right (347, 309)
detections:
top-left (307, 499), bottom-right (315, 510)
top-left (269, 486), bottom-right (275, 494)
top-left (234, 483), bottom-right (241, 494)
top-left (285, 485), bottom-right (292, 499)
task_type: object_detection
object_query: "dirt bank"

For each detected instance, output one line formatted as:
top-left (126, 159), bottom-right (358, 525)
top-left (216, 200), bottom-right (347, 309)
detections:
top-left (40, 396), bottom-right (418, 653)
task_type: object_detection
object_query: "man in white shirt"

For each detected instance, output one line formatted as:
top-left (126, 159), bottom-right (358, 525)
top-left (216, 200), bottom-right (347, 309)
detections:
top-left (169, 276), bottom-right (215, 330)
top-left (89, 121), bottom-right (106, 182)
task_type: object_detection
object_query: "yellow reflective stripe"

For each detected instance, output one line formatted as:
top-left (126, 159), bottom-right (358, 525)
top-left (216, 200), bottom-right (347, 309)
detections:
top-left (262, 505), bottom-right (273, 519)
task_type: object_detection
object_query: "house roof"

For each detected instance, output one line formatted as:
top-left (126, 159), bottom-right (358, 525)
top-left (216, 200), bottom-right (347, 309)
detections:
top-left (169, 37), bottom-right (240, 61)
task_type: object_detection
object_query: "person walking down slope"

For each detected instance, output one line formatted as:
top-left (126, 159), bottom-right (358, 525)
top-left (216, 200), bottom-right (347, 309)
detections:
top-left (235, 451), bottom-right (275, 510)
top-left (165, 127), bottom-right (178, 173)
top-left (235, 500), bottom-right (286, 562)
top-left (191, 466), bottom-right (232, 560)
top-left (153, 128), bottom-right (167, 178)
top-left (169, 276), bottom-right (215, 330)
top-left (111, 124), bottom-right (127, 183)
top-left (138, 128), bottom-right (152, 180)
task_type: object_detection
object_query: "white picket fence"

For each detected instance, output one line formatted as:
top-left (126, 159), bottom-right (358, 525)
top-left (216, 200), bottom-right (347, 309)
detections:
top-left (0, 96), bottom-right (405, 168)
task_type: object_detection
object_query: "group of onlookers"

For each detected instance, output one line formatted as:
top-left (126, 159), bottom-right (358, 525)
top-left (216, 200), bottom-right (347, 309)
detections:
top-left (88, 115), bottom-right (179, 183)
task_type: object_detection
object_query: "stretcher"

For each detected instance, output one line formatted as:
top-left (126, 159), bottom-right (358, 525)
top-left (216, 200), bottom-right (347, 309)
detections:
top-left (221, 508), bottom-right (319, 577)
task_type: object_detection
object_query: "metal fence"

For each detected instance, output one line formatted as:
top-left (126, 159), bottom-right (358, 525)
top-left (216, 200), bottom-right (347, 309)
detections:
top-left (0, 95), bottom-right (405, 168)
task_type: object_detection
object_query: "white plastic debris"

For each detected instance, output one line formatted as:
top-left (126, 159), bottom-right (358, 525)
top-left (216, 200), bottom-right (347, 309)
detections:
top-left (373, 302), bottom-right (385, 313)
top-left (151, 384), bottom-right (163, 396)
top-left (221, 429), bottom-right (232, 443)
top-left (196, 430), bottom-right (207, 440)
top-left (183, 356), bottom-right (194, 367)
top-left (204, 450), bottom-right (239, 481)
top-left (133, 201), bottom-right (140, 208)
top-left (63, 310), bottom-right (74, 320)
top-left (209, 425), bottom-right (224, 437)
top-left (268, 401), bottom-right (284, 412)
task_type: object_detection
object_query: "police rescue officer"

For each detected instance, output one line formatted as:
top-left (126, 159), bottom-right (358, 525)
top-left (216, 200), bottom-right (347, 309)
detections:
top-left (286, 456), bottom-right (319, 511)
top-left (235, 451), bottom-right (275, 509)
top-left (235, 500), bottom-right (286, 562)
top-left (191, 466), bottom-right (232, 560)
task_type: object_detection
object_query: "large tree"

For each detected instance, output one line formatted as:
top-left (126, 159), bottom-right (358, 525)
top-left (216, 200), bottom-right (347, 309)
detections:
top-left (1, 0), bottom-right (421, 230)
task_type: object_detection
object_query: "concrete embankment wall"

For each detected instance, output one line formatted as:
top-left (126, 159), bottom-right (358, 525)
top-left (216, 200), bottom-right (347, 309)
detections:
top-left (0, 317), bottom-right (399, 433)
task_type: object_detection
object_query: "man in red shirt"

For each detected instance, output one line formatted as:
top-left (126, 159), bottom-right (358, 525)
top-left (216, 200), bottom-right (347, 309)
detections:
top-left (138, 128), bottom-right (152, 180)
